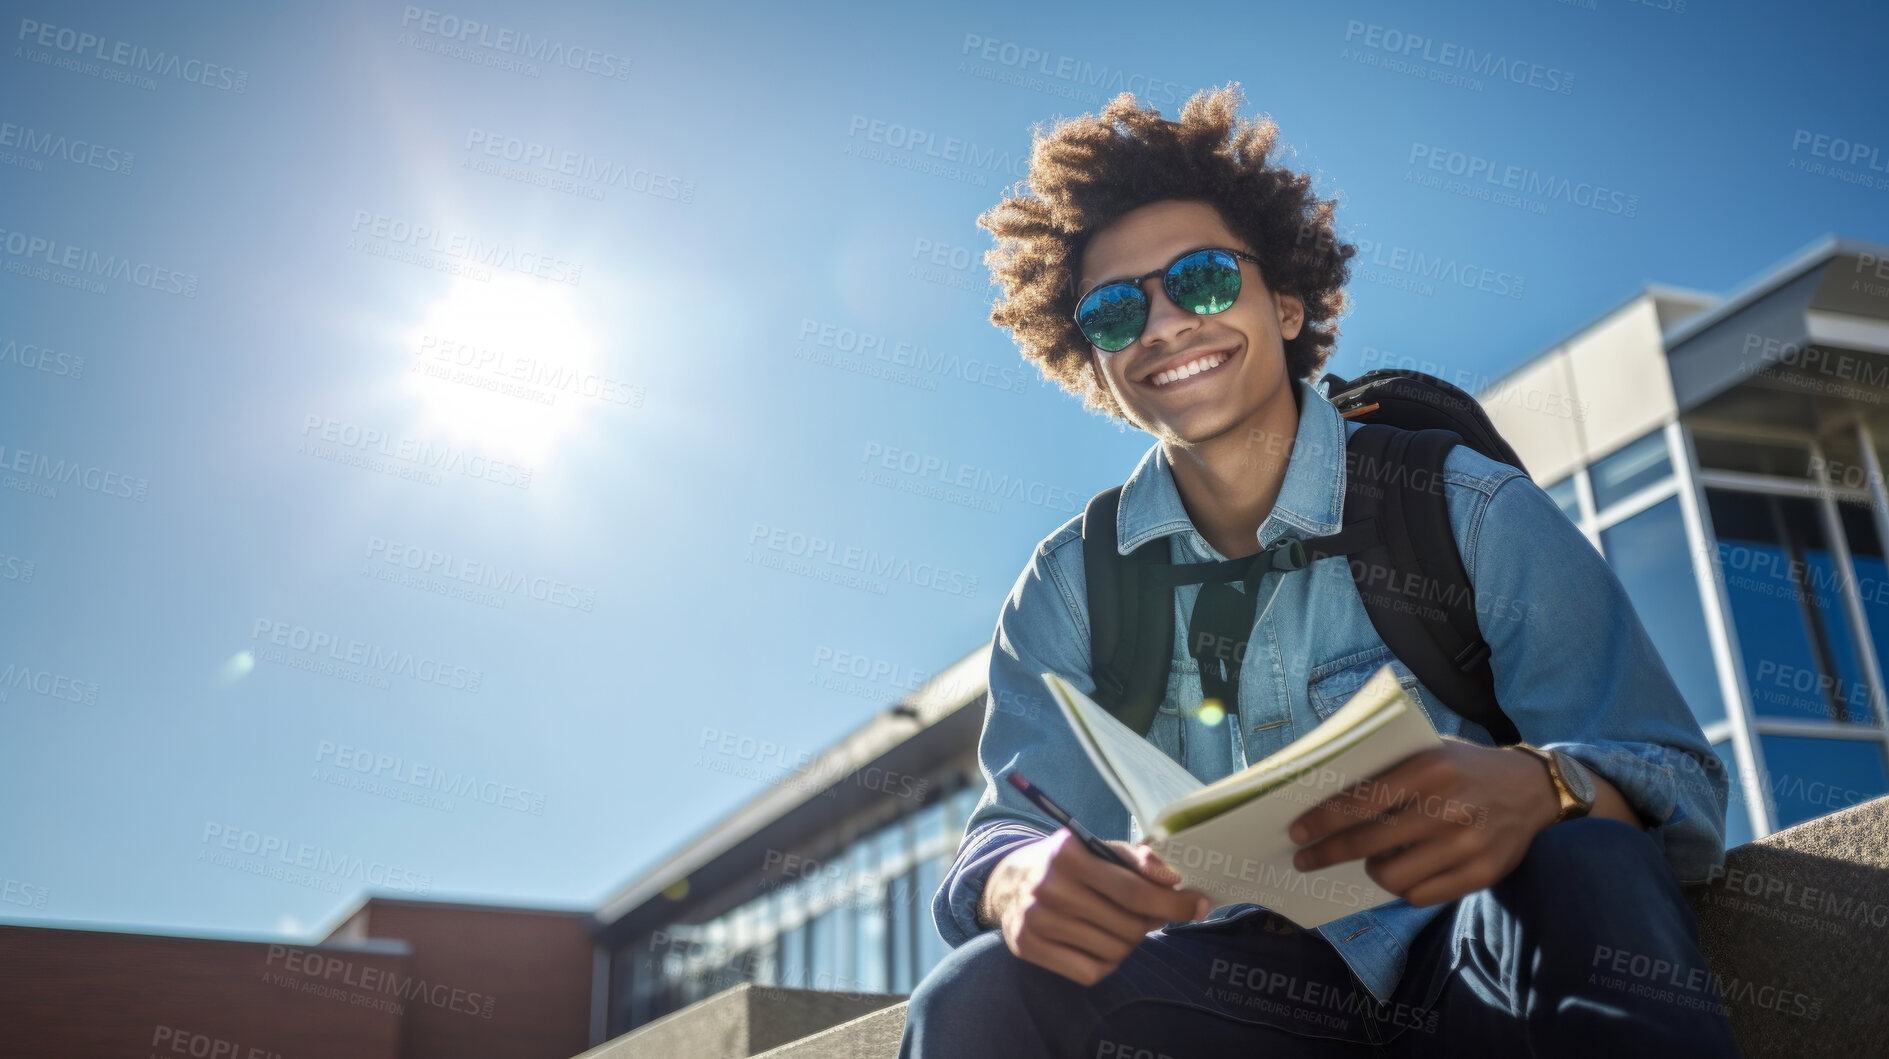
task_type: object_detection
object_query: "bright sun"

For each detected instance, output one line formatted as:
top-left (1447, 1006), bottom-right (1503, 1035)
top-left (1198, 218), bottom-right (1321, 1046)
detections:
top-left (398, 273), bottom-right (606, 468)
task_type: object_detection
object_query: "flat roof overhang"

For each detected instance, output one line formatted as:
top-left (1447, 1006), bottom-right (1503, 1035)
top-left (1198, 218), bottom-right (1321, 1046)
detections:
top-left (1668, 238), bottom-right (1889, 424)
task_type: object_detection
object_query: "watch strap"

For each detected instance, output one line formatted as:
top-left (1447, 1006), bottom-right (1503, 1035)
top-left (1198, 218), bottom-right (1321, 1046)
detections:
top-left (1513, 742), bottom-right (1591, 824)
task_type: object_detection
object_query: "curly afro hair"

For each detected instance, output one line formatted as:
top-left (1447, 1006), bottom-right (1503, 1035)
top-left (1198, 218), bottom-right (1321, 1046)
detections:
top-left (977, 82), bottom-right (1356, 423)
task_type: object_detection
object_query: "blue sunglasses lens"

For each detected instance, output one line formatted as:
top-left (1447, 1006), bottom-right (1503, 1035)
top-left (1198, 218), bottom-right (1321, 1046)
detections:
top-left (1076, 249), bottom-right (1244, 352)
top-left (1075, 284), bottom-right (1149, 353)
top-left (1168, 249), bottom-right (1244, 314)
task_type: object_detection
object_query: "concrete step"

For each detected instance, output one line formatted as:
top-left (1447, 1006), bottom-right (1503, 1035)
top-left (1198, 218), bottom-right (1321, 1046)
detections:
top-left (1687, 793), bottom-right (1889, 1058)
top-left (575, 983), bottom-right (906, 1059)
top-left (752, 1001), bottom-right (909, 1059)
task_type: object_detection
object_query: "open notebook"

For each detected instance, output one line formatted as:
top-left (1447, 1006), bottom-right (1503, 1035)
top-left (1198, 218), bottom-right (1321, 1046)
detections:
top-left (1039, 666), bottom-right (1441, 929)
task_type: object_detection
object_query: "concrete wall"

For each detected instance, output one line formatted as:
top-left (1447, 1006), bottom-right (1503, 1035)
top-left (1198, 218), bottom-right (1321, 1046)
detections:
top-left (1480, 293), bottom-right (1678, 484)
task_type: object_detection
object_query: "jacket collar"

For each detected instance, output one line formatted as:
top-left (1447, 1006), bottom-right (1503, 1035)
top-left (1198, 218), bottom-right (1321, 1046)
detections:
top-left (1115, 376), bottom-right (1349, 556)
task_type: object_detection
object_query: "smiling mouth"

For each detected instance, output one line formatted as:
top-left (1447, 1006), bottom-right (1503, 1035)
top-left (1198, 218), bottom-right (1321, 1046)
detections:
top-left (1145, 347), bottom-right (1236, 390)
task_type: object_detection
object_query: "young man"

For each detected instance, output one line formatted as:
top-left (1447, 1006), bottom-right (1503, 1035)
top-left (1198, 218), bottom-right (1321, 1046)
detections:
top-left (897, 85), bottom-right (1740, 1057)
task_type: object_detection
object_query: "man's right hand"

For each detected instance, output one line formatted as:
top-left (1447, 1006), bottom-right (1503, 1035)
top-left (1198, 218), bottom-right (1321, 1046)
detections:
top-left (977, 829), bottom-right (1213, 986)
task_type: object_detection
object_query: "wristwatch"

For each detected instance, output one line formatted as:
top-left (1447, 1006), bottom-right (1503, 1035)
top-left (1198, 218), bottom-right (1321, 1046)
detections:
top-left (1510, 743), bottom-right (1596, 825)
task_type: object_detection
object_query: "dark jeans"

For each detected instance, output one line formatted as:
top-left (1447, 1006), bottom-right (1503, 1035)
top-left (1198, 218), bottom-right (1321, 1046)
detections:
top-left (898, 817), bottom-right (1742, 1058)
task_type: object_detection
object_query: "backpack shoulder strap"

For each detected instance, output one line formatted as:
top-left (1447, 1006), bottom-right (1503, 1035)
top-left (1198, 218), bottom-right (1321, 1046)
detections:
top-left (1311, 424), bottom-right (1521, 745)
top-left (1081, 486), bottom-right (1174, 738)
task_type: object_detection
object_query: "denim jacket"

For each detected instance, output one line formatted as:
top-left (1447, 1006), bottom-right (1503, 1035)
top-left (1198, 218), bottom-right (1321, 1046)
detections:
top-left (932, 376), bottom-right (1729, 1004)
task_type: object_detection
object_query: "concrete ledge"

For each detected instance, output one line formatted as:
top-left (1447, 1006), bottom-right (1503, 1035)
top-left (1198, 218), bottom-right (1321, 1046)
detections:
top-left (576, 983), bottom-right (906, 1059)
top-left (1687, 794), bottom-right (1889, 1058)
top-left (752, 1001), bottom-right (908, 1058)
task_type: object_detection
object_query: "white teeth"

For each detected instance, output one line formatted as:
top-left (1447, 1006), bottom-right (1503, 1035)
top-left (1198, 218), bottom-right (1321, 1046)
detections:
top-left (1150, 351), bottom-right (1229, 388)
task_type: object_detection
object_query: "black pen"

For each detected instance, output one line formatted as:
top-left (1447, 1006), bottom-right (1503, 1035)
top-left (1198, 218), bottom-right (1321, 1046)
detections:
top-left (1007, 771), bottom-right (1140, 872)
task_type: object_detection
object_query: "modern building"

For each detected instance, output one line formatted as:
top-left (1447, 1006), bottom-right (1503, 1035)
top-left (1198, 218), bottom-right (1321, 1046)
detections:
top-left (588, 232), bottom-right (1889, 1035)
top-left (588, 646), bottom-right (993, 1038)
top-left (1471, 233), bottom-right (1889, 846)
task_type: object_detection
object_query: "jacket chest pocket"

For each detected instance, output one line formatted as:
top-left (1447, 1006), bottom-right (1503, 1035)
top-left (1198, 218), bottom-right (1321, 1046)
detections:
top-left (1305, 644), bottom-right (1449, 734)
top-left (1142, 586), bottom-right (1197, 766)
top-left (1144, 657), bottom-right (1194, 763)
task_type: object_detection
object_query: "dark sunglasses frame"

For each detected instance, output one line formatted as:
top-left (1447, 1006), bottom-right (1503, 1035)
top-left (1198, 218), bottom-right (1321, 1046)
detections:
top-left (1072, 246), bottom-right (1264, 352)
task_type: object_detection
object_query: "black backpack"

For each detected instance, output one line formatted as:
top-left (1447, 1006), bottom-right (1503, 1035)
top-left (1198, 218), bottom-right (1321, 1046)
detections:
top-left (1080, 369), bottom-right (1530, 746)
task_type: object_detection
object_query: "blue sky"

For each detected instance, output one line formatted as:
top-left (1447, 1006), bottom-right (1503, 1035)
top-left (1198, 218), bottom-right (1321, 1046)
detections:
top-left (2, 0), bottom-right (1885, 939)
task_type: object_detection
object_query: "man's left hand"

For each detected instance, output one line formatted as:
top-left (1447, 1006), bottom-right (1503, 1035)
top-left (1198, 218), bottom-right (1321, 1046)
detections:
top-left (1286, 736), bottom-right (1560, 907)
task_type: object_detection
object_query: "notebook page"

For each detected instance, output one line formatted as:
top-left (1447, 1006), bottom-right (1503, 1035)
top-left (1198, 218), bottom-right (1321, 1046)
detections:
top-left (1154, 693), bottom-right (1408, 836)
top-left (1145, 698), bottom-right (1444, 926)
top-left (1041, 672), bottom-right (1204, 833)
top-left (1155, 666), bottom-right (1414, 829)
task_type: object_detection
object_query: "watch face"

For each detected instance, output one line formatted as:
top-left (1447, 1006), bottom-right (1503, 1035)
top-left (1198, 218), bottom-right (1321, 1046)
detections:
top-left (1550, 750), bottom-right (1598, 807)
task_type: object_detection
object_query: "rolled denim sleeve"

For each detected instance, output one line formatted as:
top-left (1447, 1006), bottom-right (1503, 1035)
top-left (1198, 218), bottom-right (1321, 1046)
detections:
top-left (930, 529), bottom-right (1134, 948)
top-left (1466, 471), bottom-right (1730, 885)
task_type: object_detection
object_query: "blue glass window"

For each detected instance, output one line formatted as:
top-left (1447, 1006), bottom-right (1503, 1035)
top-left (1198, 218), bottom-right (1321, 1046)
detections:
top-left (1709, 490), bottom-right (1874, 724)
top-left (915, 800), bottom-right (948, 854)
top-left (1839, 503), bottom-right (1889, 722)
top-left (887, 867), bottom-right (917, 993)
top-left (1711, 741), bottom-right (1755, 848)
top-left (915, 856), bottom-right (949, 976)
top-left (779, 917), bottom-right (808, 989)
top-left (948, 781), bottom-right (982, 836)
top-left (808, 907), bottom-right (842, 991)
top-left (752, 898), bottom-right (778, 986)
top-left (1591, 430), bottom-right (1672, 511)
top-left (852, 841), bottom-right (886, 992)
top-left (874, 816), bottom-right (910, 875)
top-left (1600, 496), bottom-right (1725, 725)
top-left (1758, 734), bottom-right (1889, 829)
top-left (1544, 475), bottom-right (1582, 523)
top-left (752, 935), bottom-right (778, 988)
